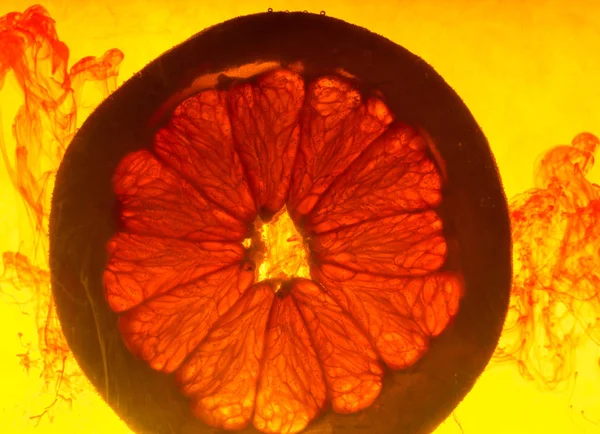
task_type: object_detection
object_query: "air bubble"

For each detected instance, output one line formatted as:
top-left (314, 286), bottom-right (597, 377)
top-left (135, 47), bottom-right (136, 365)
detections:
top-left (320, 10), bottom-right (326, 15)
top-left (268, 8), bottom-right (273, 12)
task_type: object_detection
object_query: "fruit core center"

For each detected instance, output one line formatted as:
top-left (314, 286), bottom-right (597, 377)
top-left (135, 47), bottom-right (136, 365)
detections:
top-left (245, 206), bottom-right (310, 288)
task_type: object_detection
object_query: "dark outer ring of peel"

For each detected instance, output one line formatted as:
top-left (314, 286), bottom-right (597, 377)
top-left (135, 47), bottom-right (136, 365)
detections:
top-left (49, 11), bottom-right (511, 434)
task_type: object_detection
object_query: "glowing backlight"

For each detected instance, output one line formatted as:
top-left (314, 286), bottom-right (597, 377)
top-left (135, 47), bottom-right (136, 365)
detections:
top-left (1, 2), bottom-right (599, 434)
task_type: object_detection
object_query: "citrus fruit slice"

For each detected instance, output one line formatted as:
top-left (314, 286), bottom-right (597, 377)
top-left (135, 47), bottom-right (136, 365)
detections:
top-left (50, 11), bottom-right (511, 434)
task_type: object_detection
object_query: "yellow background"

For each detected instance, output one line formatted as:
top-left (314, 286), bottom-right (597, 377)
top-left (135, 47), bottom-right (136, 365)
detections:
top-left (1, 0), bottom-right (599, 433)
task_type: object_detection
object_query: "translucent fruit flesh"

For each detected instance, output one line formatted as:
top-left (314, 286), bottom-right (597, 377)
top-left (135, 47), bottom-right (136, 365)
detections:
top-left (103, 68), bottom-right (463, 433)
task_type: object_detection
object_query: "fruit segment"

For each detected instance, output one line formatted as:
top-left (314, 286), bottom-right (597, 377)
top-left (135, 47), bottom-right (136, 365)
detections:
top-left (312, 263), bottom-right (461, 369)
top-left (306, 123), bottom-right (442, 234)
top-left (113, 150), bottom-right (248, 241)
top-left (291, 279), bottom-right (383, 413)
top-left (154, 90), bottom-right (257, 223)
top-left (288, 76), bottom-right (393, 218)
top-left (103, 233), bottom-right (244, 312)
top-left (117, 263), bottom-right (254, 373)
top-left (309, 211), bottom-right (447, 276)
top-left (254, 295), bottom-right (327, 434)
top-left (228, 69), bottom-right (304, 215)
top-left (176, 284), bottom-right (274, 430)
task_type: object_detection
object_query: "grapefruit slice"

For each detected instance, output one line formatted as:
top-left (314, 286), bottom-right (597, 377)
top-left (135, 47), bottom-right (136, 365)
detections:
top-left (49, 11), bottom-right (511, 434)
